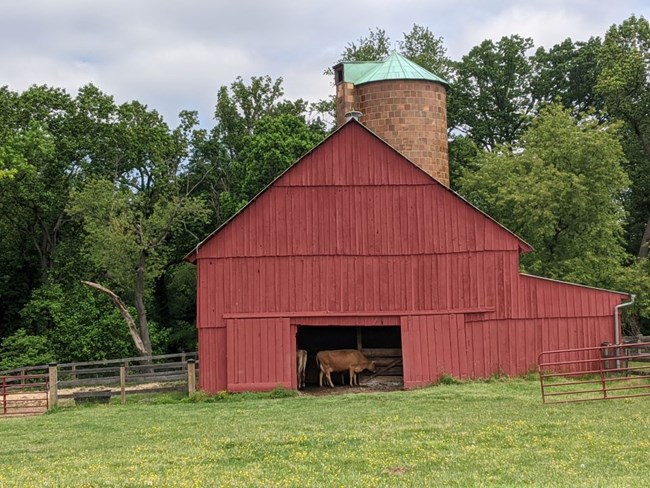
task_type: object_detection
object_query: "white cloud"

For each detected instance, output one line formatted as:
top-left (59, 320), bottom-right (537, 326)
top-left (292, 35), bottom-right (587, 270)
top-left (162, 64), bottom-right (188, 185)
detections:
top-left (0, 0), bottom-right (647, 126)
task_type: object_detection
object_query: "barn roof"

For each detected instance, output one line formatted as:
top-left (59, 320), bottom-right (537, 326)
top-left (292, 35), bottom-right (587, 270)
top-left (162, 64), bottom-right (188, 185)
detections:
top-left (185, 119), bottom-right (533, 263)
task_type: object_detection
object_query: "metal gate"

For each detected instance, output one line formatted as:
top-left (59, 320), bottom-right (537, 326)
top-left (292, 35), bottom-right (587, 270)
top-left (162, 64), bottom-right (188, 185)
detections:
top-left (1, 373), bottom-right (49, 417)
top-left (538, 342), bottom-right (650, 404)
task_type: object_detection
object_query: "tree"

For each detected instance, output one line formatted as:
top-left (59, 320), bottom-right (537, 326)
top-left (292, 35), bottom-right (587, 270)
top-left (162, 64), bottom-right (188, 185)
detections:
top-left (596, 15), bottom-right (650, 257)
top-left (0, 84), bottom-right (119, 338)
top-left (236, 114), bottom-right (327, 199)
top-left (70, 103), bottom-right (210, 357)
top-left (450, 35), bottom-right (536, 150)
top-left (531, 37), bottom-right (604, 117)
top-left (194, 76), bottom-right (327, 224)
top-left (335, 28), bottom-right (391, 65)
top-left (400, 25), bottom-right (452, 81)
top-left (458, 104), bottom-right (629, 286)
top-left (19, 283), bottom-right (136, 362)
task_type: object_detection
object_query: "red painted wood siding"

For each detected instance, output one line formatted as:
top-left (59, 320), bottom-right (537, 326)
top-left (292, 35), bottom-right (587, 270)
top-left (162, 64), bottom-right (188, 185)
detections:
top-left (198, 252), bottom-right (515, 324)
top-left (192, 121), bottom-right (629, 393)
top-left (198, 125), bottom-right (526, 261)
top-left (198, 327), bottom-right (227, 393)
top-left (226, 318), bottom-right (295, 392)
top-left (402, 314), bottom-right (467, 388)
top-left (401, 313), bottom-right (615, 388)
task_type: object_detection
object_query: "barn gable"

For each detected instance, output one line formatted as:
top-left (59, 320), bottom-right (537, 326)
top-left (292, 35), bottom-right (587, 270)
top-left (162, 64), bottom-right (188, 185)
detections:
top-left (189, 120), bottom-right (531, 261)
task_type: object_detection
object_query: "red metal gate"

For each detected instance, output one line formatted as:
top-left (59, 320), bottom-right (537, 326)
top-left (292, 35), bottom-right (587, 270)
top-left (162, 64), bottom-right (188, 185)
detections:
top-left (1, 373), bottom-right (49, 417)
top-left (538, 343), bottom-right (650, 404)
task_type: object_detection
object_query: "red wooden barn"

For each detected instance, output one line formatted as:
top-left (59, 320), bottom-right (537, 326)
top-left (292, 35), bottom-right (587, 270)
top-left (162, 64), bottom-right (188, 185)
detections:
top-left (187, 53), bottom-right (630, 393)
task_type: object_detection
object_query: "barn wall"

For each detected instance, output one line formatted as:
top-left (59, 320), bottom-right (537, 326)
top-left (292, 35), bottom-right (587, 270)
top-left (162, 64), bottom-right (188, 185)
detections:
top-left (197, 251), bottom-right (520, 327)
top-left (464, 316), bottom-right (615, 378)
top-left (198, 124), bottom-right (525, 261)
top-left (401, 313), bottom-right (616, 389)
top-left (226, 317), bottom-right (294, 392)
top-left (192, 122), bottom-right (629, 393)
top-left (401, 314), bottom-right (467, 388)
top-left (197, 328), bottom-right (227, 393)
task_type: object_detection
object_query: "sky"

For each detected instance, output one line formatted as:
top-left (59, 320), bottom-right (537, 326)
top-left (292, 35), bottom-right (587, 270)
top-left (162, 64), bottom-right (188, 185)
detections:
top-left (1, 0), bottom-right (648, 127)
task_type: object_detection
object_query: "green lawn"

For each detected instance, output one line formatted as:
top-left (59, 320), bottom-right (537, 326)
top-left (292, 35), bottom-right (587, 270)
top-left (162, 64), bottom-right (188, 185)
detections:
top-left (1, 379), bottom-right (648, 487)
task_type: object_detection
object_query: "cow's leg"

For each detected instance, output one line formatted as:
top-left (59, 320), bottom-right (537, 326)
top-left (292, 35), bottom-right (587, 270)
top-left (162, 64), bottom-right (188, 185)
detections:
top-left (326, 369), bottom-right (334, 388)
top-left (349, 367), bottom-right (355, 386)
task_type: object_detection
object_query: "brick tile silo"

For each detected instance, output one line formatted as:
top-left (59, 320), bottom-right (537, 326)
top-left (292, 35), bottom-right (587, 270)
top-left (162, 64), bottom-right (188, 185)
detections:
top-left (333, 52), bottom-right (449, 186)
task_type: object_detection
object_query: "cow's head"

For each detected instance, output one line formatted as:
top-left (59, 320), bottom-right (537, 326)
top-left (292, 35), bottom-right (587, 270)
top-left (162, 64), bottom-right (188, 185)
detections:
top-left (368, 361), bottom-right (377, 373)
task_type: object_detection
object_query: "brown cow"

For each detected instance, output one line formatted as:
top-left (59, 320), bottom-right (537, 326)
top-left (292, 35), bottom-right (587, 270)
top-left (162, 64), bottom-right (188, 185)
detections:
top-left (296, 349), bottom-right (307, 389)
top-left (316, 349), bottom-right (376, 388)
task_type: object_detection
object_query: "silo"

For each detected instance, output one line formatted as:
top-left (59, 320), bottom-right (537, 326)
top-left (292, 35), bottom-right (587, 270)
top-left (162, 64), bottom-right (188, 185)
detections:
top-left (333, 51), bottom-right (450, 186)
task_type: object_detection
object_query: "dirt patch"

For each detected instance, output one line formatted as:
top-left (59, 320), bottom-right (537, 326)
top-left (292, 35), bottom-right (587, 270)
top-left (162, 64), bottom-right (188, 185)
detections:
top-left (300, 377), bottom-right (403, 396)
top-left (0, 391), bottom-right (48, 417)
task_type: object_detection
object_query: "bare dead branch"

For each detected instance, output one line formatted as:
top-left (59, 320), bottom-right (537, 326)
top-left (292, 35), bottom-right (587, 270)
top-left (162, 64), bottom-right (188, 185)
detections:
top-left (80, 280), bottom-right (148, 356)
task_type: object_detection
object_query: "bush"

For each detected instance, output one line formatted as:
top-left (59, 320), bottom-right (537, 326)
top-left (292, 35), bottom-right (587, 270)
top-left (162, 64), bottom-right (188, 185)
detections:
top-left (0, 329), bottom-right (54, 371)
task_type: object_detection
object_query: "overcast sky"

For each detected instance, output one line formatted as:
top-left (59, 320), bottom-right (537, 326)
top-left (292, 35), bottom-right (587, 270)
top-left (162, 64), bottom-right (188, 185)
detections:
top-left (2, 1), bottom-right (648, 126)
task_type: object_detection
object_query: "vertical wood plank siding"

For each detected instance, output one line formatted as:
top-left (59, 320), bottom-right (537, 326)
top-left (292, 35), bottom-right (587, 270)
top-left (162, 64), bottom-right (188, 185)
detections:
top-left (225, 318), bottom-right (294, 392)
top-left (194, 122), bottom-right (629, 392)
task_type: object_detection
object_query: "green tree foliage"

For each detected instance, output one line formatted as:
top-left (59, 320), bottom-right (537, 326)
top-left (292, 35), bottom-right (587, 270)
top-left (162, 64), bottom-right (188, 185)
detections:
top-left (531, 37), bottom-right (604, 116)
top-left (237, 114), bottom-right (326, 199)
top-left (458, 104), bottom-right (629, 286)
top-left (0, 84), bottom-right (118, 338)
top-left (399, 25), bottom-right (452, 79)
top-left (19, 283), bottom-right (136, 362)
top-left (596, 15), bottom-right (650, 256)
top-left (0, 329), bottom-right (54, 371)
top-left (157, 263), bottom-right (200, 353)
top-left (332, 25), bottom-right (452, 77)
top-left (203, 76), bottom-right (327, 223)
top-left (451, 35), bottom-right (536, 150)
top-left (335, 28), bottom-right (391, 64)
top-left (69, 102), bottom-right (210, 356)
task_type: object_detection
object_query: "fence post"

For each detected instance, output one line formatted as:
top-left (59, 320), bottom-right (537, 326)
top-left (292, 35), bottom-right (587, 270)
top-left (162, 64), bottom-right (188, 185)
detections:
top-left (181, 351), bottom-right (186, 371)
top-left (187, 359), bottom-right (196, 396)
top-left (2, 376), bottom-right (6, 415)
top-left (120, 366), bottom-right (126, 405)
top-left (48, 363), bottom-right (58, 409)
top-left (20, 369), bottom-right (25, 386)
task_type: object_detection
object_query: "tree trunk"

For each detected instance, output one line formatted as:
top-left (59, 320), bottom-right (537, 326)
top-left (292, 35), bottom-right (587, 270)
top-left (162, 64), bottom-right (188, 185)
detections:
top-left (80, 280), bottom-right (149, 356)
top-left (638, 213), bottom-right (650, 258)
top-left (134, 251), bottom-right (153, 356)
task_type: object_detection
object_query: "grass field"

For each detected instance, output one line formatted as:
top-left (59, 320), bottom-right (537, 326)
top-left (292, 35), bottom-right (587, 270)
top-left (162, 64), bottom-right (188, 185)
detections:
top-left (1, 378), bottom-right (649, 487)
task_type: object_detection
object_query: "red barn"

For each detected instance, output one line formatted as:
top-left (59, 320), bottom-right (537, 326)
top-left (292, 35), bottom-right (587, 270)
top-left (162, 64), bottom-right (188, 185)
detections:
top-left (187, 53), bottom-right (630, 393)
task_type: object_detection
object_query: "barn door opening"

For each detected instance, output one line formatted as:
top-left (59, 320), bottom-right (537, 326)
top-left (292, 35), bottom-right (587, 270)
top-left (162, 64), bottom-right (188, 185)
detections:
top-left (296, 325), bottom-right (403, 388)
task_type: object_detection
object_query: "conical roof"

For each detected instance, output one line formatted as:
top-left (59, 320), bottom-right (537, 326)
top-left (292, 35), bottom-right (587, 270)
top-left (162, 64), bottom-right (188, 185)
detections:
top-left (340, 51), bottom-right (448, 86)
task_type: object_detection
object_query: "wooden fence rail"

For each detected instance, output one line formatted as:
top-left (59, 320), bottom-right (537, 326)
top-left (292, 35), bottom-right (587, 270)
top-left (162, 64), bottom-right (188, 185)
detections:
top-left (0, 353), bottom-right (199, 412)
top-left (0, 352), bottom-right (197, 377)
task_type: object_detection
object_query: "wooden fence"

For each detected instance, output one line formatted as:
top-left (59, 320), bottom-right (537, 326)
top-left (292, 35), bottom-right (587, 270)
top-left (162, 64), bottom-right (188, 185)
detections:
top-left (623, 336), bottom-right (650, 365)
top-left (0, 352), bottom-right (198, 412)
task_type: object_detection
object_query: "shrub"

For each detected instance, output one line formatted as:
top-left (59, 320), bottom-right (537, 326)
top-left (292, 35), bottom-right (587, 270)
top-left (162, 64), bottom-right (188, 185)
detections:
top-left (0, 329), bottom-right (54, 371)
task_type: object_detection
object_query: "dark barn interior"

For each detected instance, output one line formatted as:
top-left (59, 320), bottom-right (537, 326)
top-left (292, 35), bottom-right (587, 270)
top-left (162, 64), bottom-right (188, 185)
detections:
top-left (297, 325), bottom-right (403, 388)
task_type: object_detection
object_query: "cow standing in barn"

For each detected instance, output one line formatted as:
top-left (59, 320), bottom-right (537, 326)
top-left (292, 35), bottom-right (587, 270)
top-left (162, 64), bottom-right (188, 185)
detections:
top-left (316, 350), bottom-right (376, 387)
top-left (296, 349), bottom-right (307, 389)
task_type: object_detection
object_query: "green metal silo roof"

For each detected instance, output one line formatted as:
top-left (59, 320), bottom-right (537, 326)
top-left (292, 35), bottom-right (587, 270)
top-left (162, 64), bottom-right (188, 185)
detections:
top-left (339, 51), bottom-right (448, 86)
